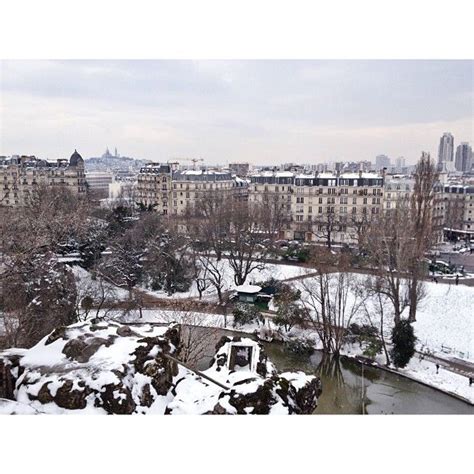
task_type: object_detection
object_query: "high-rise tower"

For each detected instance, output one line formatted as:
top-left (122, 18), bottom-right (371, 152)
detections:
top-left (437, 132), bottom-right (454, 171)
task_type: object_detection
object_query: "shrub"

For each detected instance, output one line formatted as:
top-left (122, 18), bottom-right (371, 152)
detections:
top-left (391, 320), bottom-right (416, 368)
top-left (274, 303), bottom-right (308, 332)
top-left (284, 337), bottom-right (316, 356)
top-left (232, 303), bottom-right (263, 328)
top-left (362, 336), bottom-right (383, 359)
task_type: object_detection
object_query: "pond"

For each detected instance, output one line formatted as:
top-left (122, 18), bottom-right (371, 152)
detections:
top-left (194, 328), bottom-right (474, 414)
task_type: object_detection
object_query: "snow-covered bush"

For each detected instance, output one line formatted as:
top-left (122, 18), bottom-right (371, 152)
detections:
top-left (284, 337), bottom-right (316, 356)
top-left (232, 303), bottom-right (263, 327)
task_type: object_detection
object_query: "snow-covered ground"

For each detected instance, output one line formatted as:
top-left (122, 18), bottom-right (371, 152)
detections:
top-left (411, 282), bottom-right (473, 360)
top-left (72, 266), bottom-right (130, 301)
top-left (292, 273), bottom-right (474, 362)
top-left (139, 260), bottom-right (313, 300)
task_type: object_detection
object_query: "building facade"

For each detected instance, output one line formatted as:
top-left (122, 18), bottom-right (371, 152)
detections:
top-left (436, 183), bottom-right (474, 240)
top-left (0, 150), bottom-right (86, 207)
top-left (383, 175), bottom-right (414, 210)
top-left (136, 164), bottom-right (246, 215)
top-left (455, 142), bottom-right (472, 173)
top-left (248, 170), bottom-right (384, 244)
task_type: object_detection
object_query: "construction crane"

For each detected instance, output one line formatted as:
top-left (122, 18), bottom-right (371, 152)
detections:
top-left (170, 157), bottom-right (204, 170)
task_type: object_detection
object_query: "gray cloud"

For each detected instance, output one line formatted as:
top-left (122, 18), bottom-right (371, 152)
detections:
top-left (0, 60), bottom-right (472, 164)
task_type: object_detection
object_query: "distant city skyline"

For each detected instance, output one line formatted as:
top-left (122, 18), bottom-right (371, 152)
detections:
top-left (1, 60), bottom-right (472, 164)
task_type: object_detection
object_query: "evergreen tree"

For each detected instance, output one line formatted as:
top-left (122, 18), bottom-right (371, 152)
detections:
top-left (390, 320), bottom-right (416, 368)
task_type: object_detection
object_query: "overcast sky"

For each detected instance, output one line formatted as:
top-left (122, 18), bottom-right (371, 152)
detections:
top-left (0, 60), bottom-right (472, 165)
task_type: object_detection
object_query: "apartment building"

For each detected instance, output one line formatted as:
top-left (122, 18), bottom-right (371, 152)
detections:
top-left (170, 170), bottom-right (236, 215)
top-left (436, 183), bottom-right (474, 240)
top-left (248, 170), bottom-right (384, 244)
top-left (383, 175), bottom-right (414, 210)
top-left (0, 150), bottom-right (86, 207)
top-left (136, 164), bottom-right (246, 215)
top-left (135, 163), bottom-right (173, 213)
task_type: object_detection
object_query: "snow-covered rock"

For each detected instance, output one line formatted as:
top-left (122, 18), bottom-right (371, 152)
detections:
top-left (0, 324), bottom-right (321, 415)
top-left (0, 321), bottom-right (181, 414)
top-left (167, 336), bottom-right (322, 415)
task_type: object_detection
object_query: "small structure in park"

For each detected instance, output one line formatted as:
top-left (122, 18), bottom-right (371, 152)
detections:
top-left (234, 284), bottom-right (262, 303)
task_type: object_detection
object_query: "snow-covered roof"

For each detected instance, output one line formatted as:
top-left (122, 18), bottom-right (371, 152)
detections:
top-left (317, 172), bottom-right (336, 179)
top-left (179, 170), bottom-right (228, 176)
top-left (235, 284), bottom-right (262, 294)
top-left (275, 171), bottom-right (295, 178)
top-left (339, 172), bottom-right (383, 179)
top-left (234, 176), bottom-right (250, 184)
top-left (295, 174), bottom-right (317, 179)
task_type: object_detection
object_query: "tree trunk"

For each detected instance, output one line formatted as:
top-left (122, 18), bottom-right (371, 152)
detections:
top-left (408, 275), bottom-right (418, 322)
top-left (216, 286), bottom-right (223, 304)
top-left (379, 306), bottom-right (390, 366)
top-left (234, 273), bottom-right (245, 286)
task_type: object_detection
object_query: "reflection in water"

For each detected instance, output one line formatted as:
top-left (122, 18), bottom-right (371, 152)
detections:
top-left (316, 355), bottom-right (364, 414)
top-left (261, 342), bottom-right (474, 415)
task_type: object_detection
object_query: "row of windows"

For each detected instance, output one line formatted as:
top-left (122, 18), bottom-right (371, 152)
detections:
top-left (294, 206), bottom-right (380, 217)
top-left (296, 196), bottom-right (381, 205)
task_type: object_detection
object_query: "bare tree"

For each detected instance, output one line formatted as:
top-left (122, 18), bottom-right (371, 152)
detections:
top-left (192, 190), bottom-right (230, 261)
top-left (407, 152), bottom-right (438, 322)
top-left (362, 203), bottom-right (412, 324)
top-left (73, 269), bottom-right (121, 322)
top-left (155, 308), bottom-right (222, 369)
top-left (300, 251), bottom-right (366, 354)
top-left (193, 192), bottom-right (272, 287)
top-left (194, 262), bottom-right (211, 300)
top-left (362, 276), bottom-right (392, 365)
top-left (259, 191), bottom-right (291, 244)
top-left (225, 200), bottom-right (269, 286)
top-left (195, 251), bottom-right (228, 304)
top-left (349, 213), bottom-right (371, 253)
